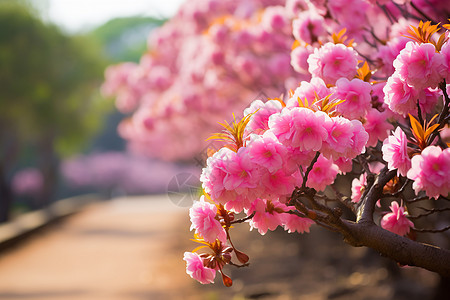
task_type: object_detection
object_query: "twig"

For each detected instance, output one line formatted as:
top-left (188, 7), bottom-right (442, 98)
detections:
top-left (301, 152), bottom-right (320, 190)
top-left (230, 212), bottom-right (255, 225)
top-left (412, 225), bottom-right (450, 233)
top-left (405, 195), bottom-right (429, 203)
top-left (409, 207), bottom-right (450, 219)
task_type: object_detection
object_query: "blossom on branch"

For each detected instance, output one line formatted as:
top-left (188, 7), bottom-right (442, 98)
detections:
top-left (381, 201), bottom-right (414, 236)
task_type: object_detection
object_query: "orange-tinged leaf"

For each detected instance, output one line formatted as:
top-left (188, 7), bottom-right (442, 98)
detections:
top-left (425, 123), bottom-right (440, 138)
top-left (434, 32), bottom-right (449, 52)
top-left (409, 114), bottom-right (425, 140)
top-left (356, 61), bottom-right (372, 82)
top-left (403, 21), bottom-right (441, 45)
top-left (208, 112), bottom-right (255, 151)
top-left (298, 97), bottom-right (305, 107)
top-left (192, 245), bottom-right (208, 253)
top-left (268, 96), bottom-right (286, 107)
top-left (292, 40), bottom-right (301, 50)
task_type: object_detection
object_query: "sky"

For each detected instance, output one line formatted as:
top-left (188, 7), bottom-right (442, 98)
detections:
top-left (41, 0), bottom-right (185, 33)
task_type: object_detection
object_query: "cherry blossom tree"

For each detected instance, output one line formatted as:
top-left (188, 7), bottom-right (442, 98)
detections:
top-left (178, 0), bottom-right (450, 287)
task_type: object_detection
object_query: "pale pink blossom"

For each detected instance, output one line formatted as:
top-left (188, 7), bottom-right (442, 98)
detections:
top-left (407, 146), bottom-right (450, 199)
top-left (322, 116), bottom-right (356, 160)
top-left (291, 45), bottom-right (314, 74)
top-left (440, 40), bottom-right (450, 82)
top-left (247, 132), bottom-right (287, 174)
top-left (307, 42), bottom-right (359, 85)
top-left (327, 0), bottom-right (369, 40)
top-left (183, 252), bottom-right (216, 284)
top-left (248, 199), bottom-right (285, 235)
top-left (189, 196), bottom-right (227, 243)
top-left (261, 6), bottom-right (289, 32)
top-left (375, 37), bottom-right (409, 77)
top-left (304, 154), bottom-right (339, 191)
top-left (382, 127), bottom-right (411, 177)
top-left (393, 41), bottom-right (445, 89)
top-left (222, 147), bottom-right (259, 195)
top-left (284, 146), bottom-right (317, 174)
top-left (292, 11), bottom-right (325, 44)
top-left (419, 88), bottom-right (442, 115)
top-left (269, 107), bottom-right (330, 152)
top-left (364, 109), bottom-right (394, 147)
top-left (244, 100), bottom-right (283, 134)
top-left (383, 73), bottom-right (419, 116)
top-left (201, 148), bottom-right (245, 208)
top-left (351, 173), bottom-right (366, 203)
top-left (381, 201), bottom-right (414, 236)
top-left (346, 120), bottom-right (369, 159)
top-left (281, 208), bottom-right (315, 233)
top-left (333, 78), bottom-right (372, 119)
top-left (259, 169), bottom-right (296, 199)
top-left (286, 77), bottom-right (330, 108)
top-left (334, 157), bottom-right (353, 174)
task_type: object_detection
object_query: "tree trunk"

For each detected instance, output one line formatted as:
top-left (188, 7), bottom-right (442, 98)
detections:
top-left (0, 164), bottom-right (12, 223)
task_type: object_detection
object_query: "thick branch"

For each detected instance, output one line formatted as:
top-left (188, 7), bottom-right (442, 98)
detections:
top-left (345, 220), bottom-right (450, 277)
top-left (357, 167), bottom-right (396, 223)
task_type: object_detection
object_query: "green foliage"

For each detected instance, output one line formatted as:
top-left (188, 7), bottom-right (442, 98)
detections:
top-left (0, 1), bottom-right (111, 157)
top-left (89, 16), bottom-right (166, 62)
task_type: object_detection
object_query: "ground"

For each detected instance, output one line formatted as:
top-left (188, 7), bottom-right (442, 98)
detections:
top-left (0, 195), bottom-right (442, 300)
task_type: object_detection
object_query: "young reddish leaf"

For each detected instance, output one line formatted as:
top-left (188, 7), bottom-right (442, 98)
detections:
top-left (221, 272), bottom-right (233, 287)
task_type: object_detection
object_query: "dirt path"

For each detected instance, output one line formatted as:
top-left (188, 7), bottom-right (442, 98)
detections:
top-left (0, 196), bottom-right (202, 300)
top-left (0, 195), bottom-right (441, 300)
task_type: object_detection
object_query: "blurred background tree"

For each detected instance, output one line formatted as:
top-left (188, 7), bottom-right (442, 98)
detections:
top-left (0, 0), bottom-right (109, 222)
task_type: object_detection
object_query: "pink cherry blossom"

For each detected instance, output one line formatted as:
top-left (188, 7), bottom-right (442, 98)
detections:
top-left (382, 127), bottom-right (411, 177)
top-left (380, 201), bottom-right (414, 236)
top-left (190, 196), bottom-right (227, 243)
top-left (346, 120), bottom-right (370, 159)
top-left (222, 147), bottom-right (259, 195)
top-left (375, 37), bottom-right (409, 77)
top-left (304, 154), bottom-right (339, 191)
top-left (351, 173), bottom-right (366, 203)
top-left (292, 11), bottom-right (325, 44)
top-left (321, 116), bottom-right (356, 160)
top-left (393, 41), bottom-right (445, 90)
top-left (307, 42), bottom-right (359, 85)
top-left (248, 199), bottom-right (285, 235)
top-left (333, 78), bottom-right (372, 119)
top-left (327, 0), bottom-right (369, 41)
top-left (201, 148), bottom-right (242, 207)
top-left (247, 132), bottom-right (287, 174)
top-left (334, 157), bottom-right (353, 174)
top-left (269, 107), bottom-right (330, 152)
top-left (286, 77), bottom-right (330, 108)
top-left (440, 40), bottom-right (450, 83)
top-left (364, 109), bottom-right (394, 147)
top-left (407, 146), bottom-right (450, 199)
top-left (290, 45), bottom-right (314, 75)
top-left (383, 73), bottom-right (419, 116)
top-left (244, 99), bottom-right (283, 134)
top-left (419, 88), bottom-right (442, 115)
top-left (281, 208), bottom-right (315, 233)
top-left (183, 252), bottom-right (216, 284)
top-left (259, 169), bottom-right (296, 200)
top-left (261, 5), bottom-right (289, 33)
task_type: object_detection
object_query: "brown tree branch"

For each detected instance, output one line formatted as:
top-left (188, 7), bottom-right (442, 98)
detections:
top-left (357, 167), bottom-right (396, 223)
top-left (344, 220), bottom-right (450, 277)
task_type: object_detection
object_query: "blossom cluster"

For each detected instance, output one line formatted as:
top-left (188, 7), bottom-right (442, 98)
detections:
top-left (102, 0), bottom-right (299, 160)
top-left (180, 0), bottom-right (450, 286)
